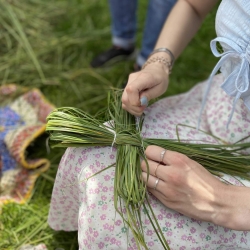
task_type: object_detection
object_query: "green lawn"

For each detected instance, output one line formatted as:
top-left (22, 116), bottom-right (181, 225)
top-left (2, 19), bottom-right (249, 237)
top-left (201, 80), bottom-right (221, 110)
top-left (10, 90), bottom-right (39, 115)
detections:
top-left (0, 0), bottom-right (218, 249)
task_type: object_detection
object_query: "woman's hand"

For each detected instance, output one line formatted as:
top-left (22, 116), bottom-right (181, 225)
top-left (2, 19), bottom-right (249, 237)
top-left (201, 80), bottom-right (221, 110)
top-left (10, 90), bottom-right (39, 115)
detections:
top-left (141, 145), bottom-right (250, 230)
top-left (122, 63), bottom-right (169, 116)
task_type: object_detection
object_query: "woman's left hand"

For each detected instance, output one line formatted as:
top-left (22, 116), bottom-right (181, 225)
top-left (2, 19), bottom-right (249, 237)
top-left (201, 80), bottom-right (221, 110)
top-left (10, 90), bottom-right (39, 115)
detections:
top-left (141, 145), bottom-right (227, 224)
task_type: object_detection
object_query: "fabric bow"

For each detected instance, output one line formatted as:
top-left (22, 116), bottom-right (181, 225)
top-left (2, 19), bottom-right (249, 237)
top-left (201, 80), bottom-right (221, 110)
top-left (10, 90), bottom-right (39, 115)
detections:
top-left (198, 37), bottom-right (250, 129)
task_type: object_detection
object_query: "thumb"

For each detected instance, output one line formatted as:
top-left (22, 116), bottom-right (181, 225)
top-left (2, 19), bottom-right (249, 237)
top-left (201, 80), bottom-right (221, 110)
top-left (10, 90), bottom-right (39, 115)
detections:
top-left (125, 71), bottom-right (159, 106)
top-left (140, 80), bottom-right (168, 101)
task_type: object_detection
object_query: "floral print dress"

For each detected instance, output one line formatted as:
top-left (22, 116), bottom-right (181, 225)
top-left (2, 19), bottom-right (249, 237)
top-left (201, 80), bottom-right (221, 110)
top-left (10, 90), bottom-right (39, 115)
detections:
top-left (48, 74), bottom-right (250, 250)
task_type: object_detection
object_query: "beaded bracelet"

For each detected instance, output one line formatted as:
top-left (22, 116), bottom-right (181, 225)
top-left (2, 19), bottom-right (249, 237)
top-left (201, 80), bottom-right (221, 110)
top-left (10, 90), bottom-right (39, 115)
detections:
top-left (149, 48), bottom-right (175, 67)
top-left (142, 56), bottom-right (172, 73)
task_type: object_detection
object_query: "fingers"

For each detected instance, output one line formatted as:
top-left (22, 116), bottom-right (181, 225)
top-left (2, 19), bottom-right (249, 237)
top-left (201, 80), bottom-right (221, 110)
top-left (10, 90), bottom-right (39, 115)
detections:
top-left (141, 173), bottom-right (176, 203)
top-left (141, 172), bottom-right (164, 190)
top-left (141, 159), bottom-right (166, 178)
top-left (121, 65), bottom-right (169, 116)
top-left (141, 145), bottom-right (194, 185)
top-left (121, 72), bottom-right (149, 116)
top-left (144, 145), bottom-right (190, 166)
top-left (141, 80), bottom-right (168, 102)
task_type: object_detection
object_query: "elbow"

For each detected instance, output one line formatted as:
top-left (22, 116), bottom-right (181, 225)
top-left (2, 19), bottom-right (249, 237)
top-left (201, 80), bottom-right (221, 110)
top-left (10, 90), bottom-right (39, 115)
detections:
top-left (181, 0), bottom-right (212, 21)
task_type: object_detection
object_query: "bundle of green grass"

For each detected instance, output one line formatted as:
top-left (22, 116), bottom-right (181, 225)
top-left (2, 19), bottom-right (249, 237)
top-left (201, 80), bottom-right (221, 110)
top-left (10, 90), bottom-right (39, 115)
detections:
top-left (46, 91), bottom-right (250, 250)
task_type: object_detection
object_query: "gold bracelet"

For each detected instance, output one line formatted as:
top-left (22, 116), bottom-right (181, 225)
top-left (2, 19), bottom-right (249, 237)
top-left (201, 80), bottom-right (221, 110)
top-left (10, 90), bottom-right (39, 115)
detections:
top-left (142, 56), bottom-right (172, 73)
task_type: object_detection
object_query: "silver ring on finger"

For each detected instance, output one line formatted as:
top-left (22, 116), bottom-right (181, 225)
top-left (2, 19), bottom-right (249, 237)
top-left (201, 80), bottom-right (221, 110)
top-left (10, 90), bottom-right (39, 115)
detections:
top-left (160, 150), bottom-right (166, 162)
top-left (154, 178), bottom-right (160, 190)
top-left (154, 163), bottom-right (160, 178)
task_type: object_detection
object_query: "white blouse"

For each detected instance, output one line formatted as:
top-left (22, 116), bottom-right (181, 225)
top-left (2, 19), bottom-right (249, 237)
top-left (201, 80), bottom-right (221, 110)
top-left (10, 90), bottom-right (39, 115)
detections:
top-left (198, 0), bottom-right (250, 128)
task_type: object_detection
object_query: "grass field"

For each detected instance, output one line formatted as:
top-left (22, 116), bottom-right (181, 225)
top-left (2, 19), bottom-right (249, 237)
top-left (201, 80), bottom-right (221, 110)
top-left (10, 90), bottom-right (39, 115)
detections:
top-left (0, 0), bottom-right (219, 249)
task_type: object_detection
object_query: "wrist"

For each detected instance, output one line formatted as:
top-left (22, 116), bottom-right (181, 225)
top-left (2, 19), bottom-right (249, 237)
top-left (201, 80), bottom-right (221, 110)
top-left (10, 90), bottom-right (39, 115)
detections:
top-left (142, 60), bottom-right (171, 79)
top-left (211, 185), bottom-right (250, 230)
top-left (149, 48), bottom-right (175, 67)
top-left (142, 56), bottom-right (171, 74)
top-left (142, 48), bottom-right (175, 74)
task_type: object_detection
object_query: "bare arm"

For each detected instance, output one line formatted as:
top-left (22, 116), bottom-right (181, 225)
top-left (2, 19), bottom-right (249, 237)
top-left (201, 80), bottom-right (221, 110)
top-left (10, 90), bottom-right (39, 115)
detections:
top-left (122, 0), bottom-right (219, 116)
top-left (155, 0), bottom-right (219, 59)
top-left (214, 184), bottom-right (250, 230)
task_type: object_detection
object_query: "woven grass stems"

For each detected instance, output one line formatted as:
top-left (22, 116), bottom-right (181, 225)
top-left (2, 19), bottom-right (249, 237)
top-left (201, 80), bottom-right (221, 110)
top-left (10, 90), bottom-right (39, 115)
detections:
top-left (46, 91), bottom-right (250, 249)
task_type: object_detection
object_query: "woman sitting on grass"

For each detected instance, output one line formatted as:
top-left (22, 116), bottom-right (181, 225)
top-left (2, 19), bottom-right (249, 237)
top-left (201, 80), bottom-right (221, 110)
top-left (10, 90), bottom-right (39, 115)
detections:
top-left (48, 0), bottom-right (250, 249)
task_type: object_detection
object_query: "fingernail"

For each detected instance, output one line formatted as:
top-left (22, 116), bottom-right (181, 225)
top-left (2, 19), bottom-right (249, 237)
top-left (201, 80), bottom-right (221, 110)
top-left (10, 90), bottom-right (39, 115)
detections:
top-left (140, 96), bottom-right (148, 106)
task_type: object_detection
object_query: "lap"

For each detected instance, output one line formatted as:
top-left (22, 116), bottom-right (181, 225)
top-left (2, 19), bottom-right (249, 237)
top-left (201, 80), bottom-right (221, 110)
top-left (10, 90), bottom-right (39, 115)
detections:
top-left (48, 74), bottom-right (250, 249)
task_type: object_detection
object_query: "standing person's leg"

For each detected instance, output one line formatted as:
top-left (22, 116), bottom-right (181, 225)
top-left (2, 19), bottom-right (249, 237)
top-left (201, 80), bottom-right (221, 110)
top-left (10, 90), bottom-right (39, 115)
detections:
top-left (136, 0), bottom-right (176, 68)
top-left (109, 0), bottom-right (137, 49)
top-left (91, 0), bottom-right (138, 68)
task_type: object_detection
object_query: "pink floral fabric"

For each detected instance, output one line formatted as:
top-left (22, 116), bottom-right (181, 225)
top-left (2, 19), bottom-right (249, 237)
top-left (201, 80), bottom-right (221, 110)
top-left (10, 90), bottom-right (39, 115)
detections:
top-left (48, 74), bottom-right (250, 249)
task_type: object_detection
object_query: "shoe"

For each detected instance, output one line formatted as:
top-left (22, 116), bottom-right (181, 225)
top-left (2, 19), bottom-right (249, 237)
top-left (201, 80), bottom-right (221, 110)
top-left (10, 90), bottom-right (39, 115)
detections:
top-left (90, 46), bottom-right (135, 68)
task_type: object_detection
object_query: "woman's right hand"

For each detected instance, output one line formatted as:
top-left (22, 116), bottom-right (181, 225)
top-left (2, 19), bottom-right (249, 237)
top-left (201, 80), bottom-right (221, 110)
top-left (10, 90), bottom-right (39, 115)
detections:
top-left (121, 63), bottom-right (170, 116)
